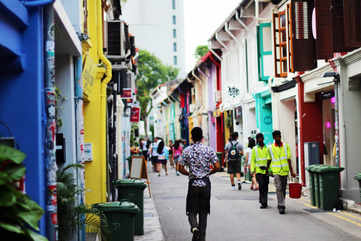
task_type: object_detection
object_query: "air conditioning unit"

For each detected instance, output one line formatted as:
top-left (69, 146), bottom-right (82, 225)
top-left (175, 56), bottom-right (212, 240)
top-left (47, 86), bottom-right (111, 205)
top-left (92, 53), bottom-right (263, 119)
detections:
top-left (105, 20), bottom-right (129, 57)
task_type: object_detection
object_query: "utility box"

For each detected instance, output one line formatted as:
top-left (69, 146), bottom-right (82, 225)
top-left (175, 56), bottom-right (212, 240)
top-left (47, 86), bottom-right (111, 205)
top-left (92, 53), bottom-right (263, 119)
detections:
top-left (304, 142), bottom-right (320, 186)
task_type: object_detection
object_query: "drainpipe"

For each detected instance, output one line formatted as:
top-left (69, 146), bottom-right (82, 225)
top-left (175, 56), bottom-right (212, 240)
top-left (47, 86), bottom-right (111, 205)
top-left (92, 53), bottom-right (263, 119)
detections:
top-left (74, 56), bottom-right (85, 241)
top-left (215, 32), bottom-right (228, 50)
top-left (235, 10), bottom-right (249, 32)
top-left (225, 23), bottom-right (240, 44)
top-left (44, 3), bottom-right (58, 241)
top-left (98, 0), bottom-right (112, 201)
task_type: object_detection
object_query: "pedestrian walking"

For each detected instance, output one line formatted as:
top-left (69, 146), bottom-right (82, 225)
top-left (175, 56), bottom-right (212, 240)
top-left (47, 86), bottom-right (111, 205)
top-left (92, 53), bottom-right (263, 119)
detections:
top-left (168, 140), bottom-right (174, 168)
top-left (156, 140), bottom-right (169, 176)
top-left (224, 132), bottom-right (243, 190)
top-left (251, 133), bottom-right (271, 209)
top-left (178, 127), bottom-right (220, 241)
top-left (140, 138), bottom-right (148, 161)
top-left (245, 137), bottom-right (259, 190)
top-left (150, 137), bottom-right (160, 172)
top-left (173, 139), bottom-right (183, 176)
top-left (268, 130), bottom-right (296, 214)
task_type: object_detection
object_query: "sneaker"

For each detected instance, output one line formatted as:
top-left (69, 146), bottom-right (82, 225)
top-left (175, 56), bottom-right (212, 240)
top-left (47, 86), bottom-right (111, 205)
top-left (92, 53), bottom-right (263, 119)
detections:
top-left (260, 204), bottom-right (268, 209)
top-left (238, 183), bottom-right (242, 191)
top-left (231, 185), bottom-right (236, 191)
top-left (278, 206), bottom-right (286, 214)
top-left (158, 173), bottom-right (161, 177)
top-left (191, 227), bottom-right (200, 241)
top-left (176, 172), bottom-right (180, 176)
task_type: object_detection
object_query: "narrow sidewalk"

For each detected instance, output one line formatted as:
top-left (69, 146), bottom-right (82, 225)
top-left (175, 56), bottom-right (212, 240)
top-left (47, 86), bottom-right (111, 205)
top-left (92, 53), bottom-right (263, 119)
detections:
top-left (135, 193), bottom-right (164, 241)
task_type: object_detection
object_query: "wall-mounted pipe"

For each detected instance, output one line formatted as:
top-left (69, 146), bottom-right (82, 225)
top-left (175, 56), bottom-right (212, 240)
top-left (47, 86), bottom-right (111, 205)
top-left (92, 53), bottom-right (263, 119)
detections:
top-left (23, 0), bottom-right (54, 7)
top-left (215, 32), bottom-right (228, 50)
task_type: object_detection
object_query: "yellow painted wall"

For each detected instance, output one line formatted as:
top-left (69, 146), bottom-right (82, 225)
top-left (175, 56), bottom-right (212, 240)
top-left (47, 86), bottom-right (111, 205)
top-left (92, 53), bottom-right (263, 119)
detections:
top-left (82, 0), bottom-right (112, 205)
top-left (224, 111), bottom-right (231, 144)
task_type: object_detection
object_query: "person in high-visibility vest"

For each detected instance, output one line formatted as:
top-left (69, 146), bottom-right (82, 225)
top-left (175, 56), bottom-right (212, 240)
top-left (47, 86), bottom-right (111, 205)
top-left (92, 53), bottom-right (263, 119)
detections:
top-left (251, 133), bottom-right (271, 209)
top-left (268, 130), bottom-right (296, 214)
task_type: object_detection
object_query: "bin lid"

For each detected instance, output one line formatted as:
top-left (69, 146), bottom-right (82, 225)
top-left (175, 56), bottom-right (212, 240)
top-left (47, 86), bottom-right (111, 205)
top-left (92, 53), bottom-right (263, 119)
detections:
top-left (354, 173), bottom-right (361, 181)
top-left (114, 179), bottom-right (147, 189)
top-left (93, 201), bottom-right (139, 213)
top-left (306, 164), bottom-right (321, 172)
top-left (314, 165), bottom-right (344, 173)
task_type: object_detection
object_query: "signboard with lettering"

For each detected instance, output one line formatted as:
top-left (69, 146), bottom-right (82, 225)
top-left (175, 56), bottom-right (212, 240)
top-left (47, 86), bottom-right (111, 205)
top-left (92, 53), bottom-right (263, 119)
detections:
top-left (130, 107), bottom-right (140, 122)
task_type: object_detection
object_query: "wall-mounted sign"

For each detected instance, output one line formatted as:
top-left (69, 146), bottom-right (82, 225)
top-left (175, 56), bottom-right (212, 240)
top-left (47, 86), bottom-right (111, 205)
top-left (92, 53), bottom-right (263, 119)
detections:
top-left (84, 143), bottom-right (93, 162)
top-left (130, 107), bottom-right (140, 122)
top-left (121, 88), bottom-right (132, 99)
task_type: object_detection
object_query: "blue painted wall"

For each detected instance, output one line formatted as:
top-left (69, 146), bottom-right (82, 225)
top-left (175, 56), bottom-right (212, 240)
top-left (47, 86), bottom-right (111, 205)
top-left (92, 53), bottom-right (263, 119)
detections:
top-left (254, 90), bottom-right (273, 145)
top-left (0, 1), bottom-right (46, 235)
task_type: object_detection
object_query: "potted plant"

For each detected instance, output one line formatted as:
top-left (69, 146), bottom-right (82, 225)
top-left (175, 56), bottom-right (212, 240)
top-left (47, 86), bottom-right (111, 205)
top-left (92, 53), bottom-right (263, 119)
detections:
top-left (0, 144), bottom-right (47, 241)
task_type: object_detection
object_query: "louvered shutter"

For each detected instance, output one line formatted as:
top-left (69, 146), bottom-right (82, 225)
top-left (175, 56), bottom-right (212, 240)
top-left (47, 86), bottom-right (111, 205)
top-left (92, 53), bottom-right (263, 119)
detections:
top-left (291, 0), bottom-right (317, 71)
top-left (273, 12), bottom-right (281, 78)
top-left (343, 0), bottom-right (361, 49)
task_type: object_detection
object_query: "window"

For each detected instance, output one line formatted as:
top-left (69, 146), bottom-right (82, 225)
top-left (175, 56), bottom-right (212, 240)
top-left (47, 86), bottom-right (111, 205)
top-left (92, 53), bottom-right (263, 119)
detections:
top-left (172, 0), bottom-right (176, 9)
top-left (172, 15), bottom-right (176, 25)
top-left (173, 29), bottom-right (176, 38)
top-left (273, 11), bottom-right (288, 78)
top-left (173, 42), bottom-right (177, 52)
top-left (173, 56), bottom-right (178, 65)
top-left (257, 22), bottom-right (272, 82)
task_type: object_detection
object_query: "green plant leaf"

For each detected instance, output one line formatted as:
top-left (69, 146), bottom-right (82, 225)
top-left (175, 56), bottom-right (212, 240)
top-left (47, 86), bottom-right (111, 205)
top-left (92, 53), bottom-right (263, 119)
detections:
top-left (0, 145), bottom-right (26, 164)
top-left (7, 166), bottom-right (26, 181)
top-left (0, 222), bottom-right (24, 234)
top-left (28, 230), bottom-right (49, 241)
top-left (0, 186), bottom-right (17, 207)
top-left (17, 207), bottom-right (43, 231)
top-left (0, 172), bottom-right (9, 185)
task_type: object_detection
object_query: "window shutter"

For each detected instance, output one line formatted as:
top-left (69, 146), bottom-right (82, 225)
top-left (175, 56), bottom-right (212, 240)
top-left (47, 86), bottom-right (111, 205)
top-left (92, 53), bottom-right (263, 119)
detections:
top-left (343, 0), bottom-right (361, 49)
top-left (291, 0), bottom-right (317, 71)
top-left (273, 12), bottom-right (281, 78)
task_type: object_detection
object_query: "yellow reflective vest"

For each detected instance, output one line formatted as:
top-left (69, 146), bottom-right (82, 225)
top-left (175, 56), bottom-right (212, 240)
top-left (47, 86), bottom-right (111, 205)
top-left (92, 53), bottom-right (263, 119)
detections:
top-left (268, 143), bottom-right (291, 176)
top-left (251, 145), bottom-right (271, 175)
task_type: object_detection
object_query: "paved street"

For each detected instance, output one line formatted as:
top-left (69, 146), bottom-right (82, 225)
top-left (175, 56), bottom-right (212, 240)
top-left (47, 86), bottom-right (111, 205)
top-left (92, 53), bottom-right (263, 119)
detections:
top-left (150, 168), bottom-right (361, 241)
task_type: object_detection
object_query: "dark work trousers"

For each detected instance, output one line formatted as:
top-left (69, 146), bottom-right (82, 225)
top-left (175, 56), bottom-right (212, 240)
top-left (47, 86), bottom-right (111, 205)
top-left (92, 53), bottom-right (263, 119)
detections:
top-left (256, 174), bottom-right (269, 206)
top-left (186, 178), bottom-right (211, 241)
top-left (274, 175), bottom-right (288, 208)
top-left (188, 213), bottom-right (208, 241)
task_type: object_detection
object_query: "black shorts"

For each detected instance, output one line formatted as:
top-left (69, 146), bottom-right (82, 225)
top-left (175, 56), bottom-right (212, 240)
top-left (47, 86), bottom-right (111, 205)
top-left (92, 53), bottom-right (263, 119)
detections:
top-left (227, 160), bottom-right (241, 174)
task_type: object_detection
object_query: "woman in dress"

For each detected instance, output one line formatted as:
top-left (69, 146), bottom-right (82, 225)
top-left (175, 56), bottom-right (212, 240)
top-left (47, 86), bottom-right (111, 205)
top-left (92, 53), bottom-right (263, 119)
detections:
top-left (173, 140), bottom-right (183, 176)
top-left (156, 140), bottom-right (169, 176)
top-left (245, 137), bottom-right (258, 190)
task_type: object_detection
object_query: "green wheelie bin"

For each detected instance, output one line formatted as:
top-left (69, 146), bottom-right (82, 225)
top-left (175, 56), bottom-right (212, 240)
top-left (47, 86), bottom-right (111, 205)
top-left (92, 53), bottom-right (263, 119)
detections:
top-left (93, 201), bottom-right (139, 241)
top-left (354, 173), bottom-right (361, 202)
top-left (114, 179), bottom-right (147, 235)
top-left (307, 165), bottom-right (321, 207)
top-left (316, 165), bottom-right (344, 210)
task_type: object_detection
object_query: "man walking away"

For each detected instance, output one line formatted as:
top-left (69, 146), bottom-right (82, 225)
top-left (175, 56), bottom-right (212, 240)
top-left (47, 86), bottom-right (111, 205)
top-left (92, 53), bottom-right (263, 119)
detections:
top-left (268, 130), bottom-right (296, 214)
top-left (178, 127), bottom-right (220, 241)
top-left (225, 132), bottom-right (243, 190)
top-left (251, 133), bottom-right (271, 209)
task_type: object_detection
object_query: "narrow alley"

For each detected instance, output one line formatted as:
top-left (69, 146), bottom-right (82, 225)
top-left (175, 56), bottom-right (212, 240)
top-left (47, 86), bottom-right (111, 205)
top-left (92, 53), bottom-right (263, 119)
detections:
top-left (150, 170), bottom-right (361, 241)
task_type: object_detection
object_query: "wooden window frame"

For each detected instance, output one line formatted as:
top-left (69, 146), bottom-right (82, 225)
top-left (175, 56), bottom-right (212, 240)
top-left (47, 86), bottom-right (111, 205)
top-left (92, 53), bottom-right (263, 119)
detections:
top-left (287, 4), bottom-right (294, 73)
top-left (257, 22), bottom-right (272, 82)
top-left (273, 11), bottom-right (288, 78)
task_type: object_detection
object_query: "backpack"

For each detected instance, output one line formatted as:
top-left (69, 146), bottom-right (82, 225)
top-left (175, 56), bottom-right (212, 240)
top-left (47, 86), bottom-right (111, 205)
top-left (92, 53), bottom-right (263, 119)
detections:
top-left (228, 142), bottom-right (239, 161)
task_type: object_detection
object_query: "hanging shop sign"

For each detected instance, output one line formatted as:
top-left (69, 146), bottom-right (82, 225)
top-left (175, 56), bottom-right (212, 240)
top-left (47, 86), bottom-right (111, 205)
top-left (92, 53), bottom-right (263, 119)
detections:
top-left (121, 88), bottom-right (132, 99)
top-left (130, 107), bottom-right (140, 122)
